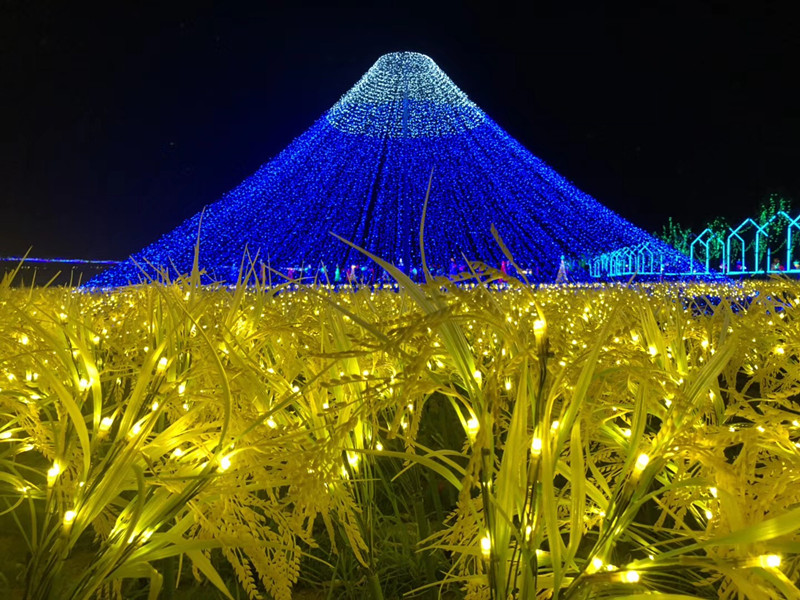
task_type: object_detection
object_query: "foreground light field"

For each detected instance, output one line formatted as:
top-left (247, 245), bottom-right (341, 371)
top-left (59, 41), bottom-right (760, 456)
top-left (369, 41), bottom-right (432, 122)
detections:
top-left (1, 271), bottom-right (799, 600)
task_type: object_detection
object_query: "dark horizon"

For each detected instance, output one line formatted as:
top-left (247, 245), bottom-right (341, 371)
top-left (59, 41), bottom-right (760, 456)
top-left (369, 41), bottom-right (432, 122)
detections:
top-left (2, 1), bottom-right (798, 260)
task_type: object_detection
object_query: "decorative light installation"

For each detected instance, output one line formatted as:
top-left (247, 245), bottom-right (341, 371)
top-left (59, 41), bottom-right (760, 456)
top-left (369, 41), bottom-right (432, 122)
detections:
top-left (89, 52), bottom-right (690, 287)
top-left (763, 211), bottom-right (800, 273)
top-left (590, 243), bottom-right (687, 278)
top-left (690, 229), bottom-right (726, 275)
top-left (0, 257), bottom-right (121, 266)
top-left (726, 219), bottom-right (767, 275)
top-left (722, 213), bottom-right (800, 275)
top-left (685, 212), bottom-right (800, 277)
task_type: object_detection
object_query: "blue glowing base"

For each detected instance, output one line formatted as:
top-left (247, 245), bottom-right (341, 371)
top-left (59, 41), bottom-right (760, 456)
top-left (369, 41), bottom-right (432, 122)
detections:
top-left (90, 52), bottom-right (690, 287)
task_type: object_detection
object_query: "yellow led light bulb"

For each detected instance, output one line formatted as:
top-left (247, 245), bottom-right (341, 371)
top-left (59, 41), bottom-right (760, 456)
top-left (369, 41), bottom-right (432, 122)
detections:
top-left (635, 453), bottom-right (650, 471)
top-left (218, 455), bottom-right (232, 472)
top-left (623, 570), bottom-right (640, 583)
top-left (759, 554), bottom-right (781, 569)
top-left (480, 535), bottom-right (491, 559)
top-left (466, 417), bottom-right (479, 438)
top-left (47, 461), bottom-right (62, 484)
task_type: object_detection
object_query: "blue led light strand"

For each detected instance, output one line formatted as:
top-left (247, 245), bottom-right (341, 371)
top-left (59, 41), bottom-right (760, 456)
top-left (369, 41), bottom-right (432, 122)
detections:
top-left (1, 257), bottom-right (122, 265)
top-left (89, 51), bottom-right (691, 287)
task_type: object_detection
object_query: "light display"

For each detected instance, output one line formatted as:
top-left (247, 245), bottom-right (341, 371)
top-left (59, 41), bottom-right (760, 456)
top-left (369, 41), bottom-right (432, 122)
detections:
top-left (0, 256), bottom-right (120, 265)
top-left (764, 211), bottom-right (800, 273)
top-left (726, 219), bottom-right (767, 275)
top-left (690, 228), bottom-right (726, 275)
top-left (591, 243), bottom-right (669, 278)
top-left (687, 212), bottom-right (800, 276)
top-left (89, 52), bottom-right (691, 286)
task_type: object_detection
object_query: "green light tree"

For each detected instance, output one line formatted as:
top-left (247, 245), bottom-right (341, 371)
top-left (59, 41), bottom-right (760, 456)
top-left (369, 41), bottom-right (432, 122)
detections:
top-left (757, 194), bottom-right (795, 268)
top-left (658, 217), bottom-right (692, 256)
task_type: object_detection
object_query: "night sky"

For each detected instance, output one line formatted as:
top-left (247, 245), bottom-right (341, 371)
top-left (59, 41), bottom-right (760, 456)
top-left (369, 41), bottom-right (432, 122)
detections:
top-left (2, 1), bottom-right (798, 260)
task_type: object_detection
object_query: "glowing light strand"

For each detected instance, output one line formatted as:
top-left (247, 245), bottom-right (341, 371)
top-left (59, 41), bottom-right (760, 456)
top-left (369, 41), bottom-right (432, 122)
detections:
top-left (90, 52), bottom-right (690, 287)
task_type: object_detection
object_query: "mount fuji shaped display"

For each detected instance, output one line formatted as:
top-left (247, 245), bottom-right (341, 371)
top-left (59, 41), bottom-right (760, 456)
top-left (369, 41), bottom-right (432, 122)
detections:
top-left (92, 52), bottom-right (688, 286)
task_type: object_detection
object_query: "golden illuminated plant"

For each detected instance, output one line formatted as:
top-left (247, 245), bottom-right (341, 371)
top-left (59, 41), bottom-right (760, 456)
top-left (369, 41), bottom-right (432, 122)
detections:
top-left (0, 261), bottom-right (798, 600)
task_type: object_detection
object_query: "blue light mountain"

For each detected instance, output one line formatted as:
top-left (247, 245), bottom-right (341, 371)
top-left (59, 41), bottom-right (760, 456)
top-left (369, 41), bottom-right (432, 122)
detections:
top-left (91, 52), bottom-right (688, 285)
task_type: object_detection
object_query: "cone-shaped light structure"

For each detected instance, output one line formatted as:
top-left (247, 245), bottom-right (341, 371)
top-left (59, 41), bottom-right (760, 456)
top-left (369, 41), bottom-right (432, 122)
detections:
top-left (91, 52), bottom-right (687, 285)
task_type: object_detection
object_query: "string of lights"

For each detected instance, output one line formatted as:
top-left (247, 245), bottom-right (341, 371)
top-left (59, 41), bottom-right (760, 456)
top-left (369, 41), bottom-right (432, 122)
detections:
top-left (0, 257), bottom-right (122, 265)
top-left (89, 52), bottom-right (692, 287)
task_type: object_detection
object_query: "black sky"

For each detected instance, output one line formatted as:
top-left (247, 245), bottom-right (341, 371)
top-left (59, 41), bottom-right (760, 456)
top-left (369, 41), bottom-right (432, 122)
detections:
top-left (1, 1), bottom-right (798, 259)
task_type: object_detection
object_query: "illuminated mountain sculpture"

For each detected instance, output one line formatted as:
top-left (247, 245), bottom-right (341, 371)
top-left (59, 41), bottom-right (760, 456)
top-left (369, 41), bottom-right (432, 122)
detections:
top-left (91, 51), bottom-right (688, 285)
